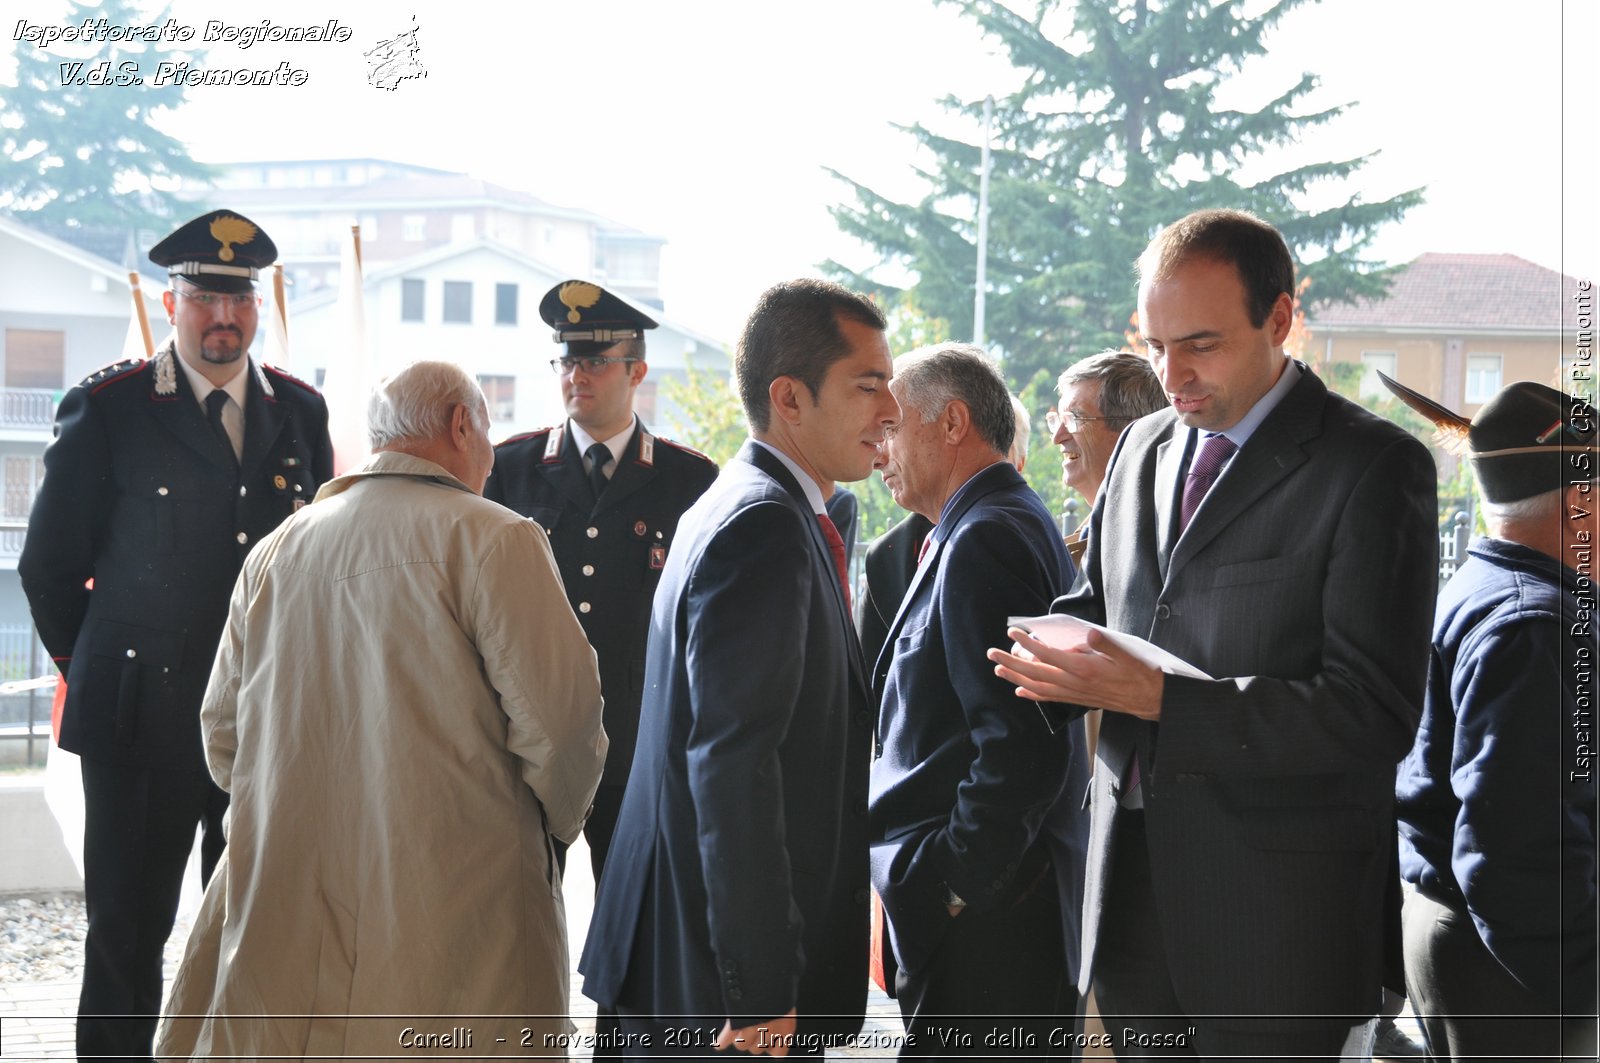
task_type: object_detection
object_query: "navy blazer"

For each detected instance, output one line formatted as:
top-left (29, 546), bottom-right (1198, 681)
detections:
top-left (579, 441), bottom-right (872, 1039)
top-left (20, 345), bottom-right (332, 772)
top-left (868, 462), bottom-right (1084, 977)
top-left (1063, 364), bottom-right (1437, 1016)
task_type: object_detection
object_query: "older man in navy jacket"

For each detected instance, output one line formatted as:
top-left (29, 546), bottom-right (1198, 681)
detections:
top-left (869, 343), bottom-right (1084, 1054)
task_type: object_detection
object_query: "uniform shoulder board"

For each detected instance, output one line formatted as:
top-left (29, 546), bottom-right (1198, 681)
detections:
top-left (655, 436), bottom-right (716, 466)
top-left (261, 364), bottom-right (321, 395)
top-left (496, 425), bottom-right (556, 450)
top-left (81, 358), bottom-right (145, 391)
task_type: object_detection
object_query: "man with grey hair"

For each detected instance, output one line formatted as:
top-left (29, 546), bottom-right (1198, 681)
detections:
top-left (1049, 351), bottom-right (1165, 561)
top-left (158, 360), bottom-right (606, 1059)
top-left (1383, 376), bottom-right (1598, 1060)
top-left (870, 342), bottom-right (1082, 1051)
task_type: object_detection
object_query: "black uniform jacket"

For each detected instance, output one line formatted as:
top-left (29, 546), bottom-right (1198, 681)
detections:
top-left (483, 417), bottom-right (717, 788)
top-left (19, 343), bottom-right (333, 772)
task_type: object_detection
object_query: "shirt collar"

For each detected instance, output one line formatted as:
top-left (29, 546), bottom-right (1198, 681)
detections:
top-left (568, 417), bottom-right (638, 466)
top-left (749, 439), bottom-right (827, 516)
top-left (176, 352), bottom-right (249, 410)
top-left (1209, 355), bottom-right (1299, 451)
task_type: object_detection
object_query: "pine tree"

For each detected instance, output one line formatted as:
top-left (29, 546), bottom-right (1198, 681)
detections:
top-left (1, 0), bottom-right (214, 231)
top-left (826, 0), bottom-right (1423, 387)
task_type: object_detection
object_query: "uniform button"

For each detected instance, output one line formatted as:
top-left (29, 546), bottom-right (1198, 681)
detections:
top-left (236, 532), bottom-right (248, 545)
top-left (239, 485), bottom-right (248, 497)
top-left (579, 602), bottom-right (592, 614)
top-left (157, 487), bottom-right (169, 496)
top-left (586, 526), bottom-right (599, 539)
top-left (1154, 604), bottom-right (1171, 620)
top-left (125, 649), bottom-right (136, 658)
top-left (582, 565), bottom-right (594, 577)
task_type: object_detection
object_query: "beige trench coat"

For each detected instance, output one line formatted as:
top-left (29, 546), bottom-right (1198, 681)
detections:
top-left (157, 453), bottom-right (607, 1059)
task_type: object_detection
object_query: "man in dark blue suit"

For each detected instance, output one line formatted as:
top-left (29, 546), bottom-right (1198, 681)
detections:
top-left (869, 343), bottom-right (1084, 1054)
top-left (580, 278), bottom-right (899, 1058)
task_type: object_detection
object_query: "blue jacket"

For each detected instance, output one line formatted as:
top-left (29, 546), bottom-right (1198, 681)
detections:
top-left (1397, 536), bottom-right (1598, 1012)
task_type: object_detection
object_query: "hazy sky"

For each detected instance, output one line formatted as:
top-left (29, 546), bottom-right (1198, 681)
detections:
top-left (7, 0), bottom-right (1596, 342)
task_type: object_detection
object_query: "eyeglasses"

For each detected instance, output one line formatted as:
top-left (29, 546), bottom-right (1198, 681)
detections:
top-left (549, 356), bottom-right (638, 375)
top-left (1046, 410), bottom-right (1107, 434)
top-left (173, 289), bottom-right (260, 310)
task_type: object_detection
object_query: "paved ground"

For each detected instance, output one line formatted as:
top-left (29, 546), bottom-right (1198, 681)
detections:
top-left (0, 834), bottom-right (1423, 1060)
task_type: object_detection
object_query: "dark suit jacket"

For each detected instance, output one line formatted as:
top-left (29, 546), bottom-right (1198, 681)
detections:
top-left (856, 511), bottom-right (933, 673)
top-left (579, 441), bottom-right (872, 1039)
top-left (1062, 363), bottom-right (1437, 1017)
top-left (868, 463), bottom-right (1084, 977)
top-left (483, 418), bottom-right (717, 788)
top-left (19, 344), bottom-right (333, 772)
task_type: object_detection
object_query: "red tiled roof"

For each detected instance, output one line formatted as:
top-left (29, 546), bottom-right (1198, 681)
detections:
top-left (1308, 253), bottom-right (1586, 330)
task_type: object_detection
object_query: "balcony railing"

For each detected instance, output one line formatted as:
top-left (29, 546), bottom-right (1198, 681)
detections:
top-left (1, 389), bottom-right (61, 431)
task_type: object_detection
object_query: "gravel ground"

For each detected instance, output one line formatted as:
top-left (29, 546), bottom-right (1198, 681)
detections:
top-left (0, 890), bottom-right (192, 987)
top-left (0, 892), bottom-right (86, 984)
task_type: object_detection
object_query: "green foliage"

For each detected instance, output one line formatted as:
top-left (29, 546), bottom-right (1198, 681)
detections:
top-left (658, 357), bottom-right (747, 466)
top-left (826, 0), bottom-right (1423, 391)
top-left (1, 0), bottom-right (215, 230)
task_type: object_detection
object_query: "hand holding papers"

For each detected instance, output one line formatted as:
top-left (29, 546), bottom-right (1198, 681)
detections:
top-left (1005, 614), bottom-right (1211, 681)
top-left (987, 614), bottom-right (1208, 722)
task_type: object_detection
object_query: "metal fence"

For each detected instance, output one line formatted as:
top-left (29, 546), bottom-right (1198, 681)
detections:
top-left (0, 388), bottom-right (61, 431)
top-left (0, 624), bottom-right (53, 768)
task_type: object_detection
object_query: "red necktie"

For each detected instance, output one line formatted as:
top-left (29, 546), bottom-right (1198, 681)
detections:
top-left (818, 513), bottom-right (851, 612)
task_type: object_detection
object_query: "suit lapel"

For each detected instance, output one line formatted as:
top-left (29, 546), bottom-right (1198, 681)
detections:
top-left (553, 425), bottom-right (597, 512)
top-left (239, 363), bottom-right (288, 481)
top-left (1165, 366), bottom-right (1325, 579)
top-left (593, 420), bottom-right (656, 515)
top-left (1153, 428), bottom-right (1187, 578)
top-left (147, 348), bottom-right (236, 474)
top-left (739, 442), bottom-right (867, 691)
top-left (873, 463), bottom-right (1011, 681)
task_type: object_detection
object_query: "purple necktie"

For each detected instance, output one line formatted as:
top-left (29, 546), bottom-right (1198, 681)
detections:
top-left (1178, 433), bottom-right (1238, 533)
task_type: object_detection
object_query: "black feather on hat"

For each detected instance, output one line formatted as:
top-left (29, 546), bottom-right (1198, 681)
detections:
top-left (1378, 372), bottom-right (1597, 502)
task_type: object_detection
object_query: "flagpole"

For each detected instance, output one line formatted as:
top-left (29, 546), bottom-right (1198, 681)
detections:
top-left (272, 264), bottom-right (287, 340)
top-left (127, 271), bottom-right (154, 357)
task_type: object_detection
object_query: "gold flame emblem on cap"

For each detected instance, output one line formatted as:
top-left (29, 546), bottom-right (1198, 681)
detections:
top-left (559, 281), bottom-right (602, 324)
top-left (210, 215), bottom-right (257, 263)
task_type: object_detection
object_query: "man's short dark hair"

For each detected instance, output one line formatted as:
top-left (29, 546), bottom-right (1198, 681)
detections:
top-left (1059, 350), bottom-right (1168, 431)
top-left (735, 279), bottom-right (887, 433)
top-left (894, 343), bottom-right (1015, 457)
top-left (1137, 209), bottom-right (1295, 328)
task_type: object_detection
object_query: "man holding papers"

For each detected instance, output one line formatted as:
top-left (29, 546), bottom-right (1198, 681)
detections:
top-left (869, 343), bottom-right (1082, 1053)
top-left (990, 210), bottom-right (1436, 1060)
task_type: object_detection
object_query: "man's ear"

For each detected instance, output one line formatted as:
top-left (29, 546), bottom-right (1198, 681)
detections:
top-left (943, 400), bottom-right (972, 446)
top-left (161, 289), bottom-right (177, 324)
top-left (451, 403), bottom-right (473, 451)
top-left (629, 359), bottom-right (649, 388)
top-left (1266, 291), bottom-right (1293, 346)
top-left (768, 376), bottom-right (807, 429)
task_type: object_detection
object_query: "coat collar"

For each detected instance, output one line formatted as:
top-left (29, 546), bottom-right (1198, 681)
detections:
top-left (314, 451), bottom-right (474, 502)
top-left (878, 461), bottom-right (1024, 674)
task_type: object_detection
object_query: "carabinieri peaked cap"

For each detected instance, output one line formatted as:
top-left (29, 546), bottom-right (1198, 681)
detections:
top-left (148, 209), bottom-right (277, 293)
top-left (540, 280), bottom-right (659, 347)
top-left (1378, 372), bottom-right (1598, 502)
